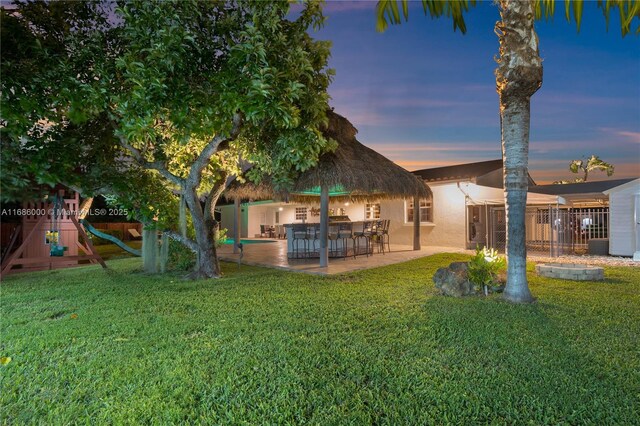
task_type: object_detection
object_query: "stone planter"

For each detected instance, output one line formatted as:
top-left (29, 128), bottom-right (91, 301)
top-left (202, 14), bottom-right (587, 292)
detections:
top-left (535, 263), bottom-right (604, 281)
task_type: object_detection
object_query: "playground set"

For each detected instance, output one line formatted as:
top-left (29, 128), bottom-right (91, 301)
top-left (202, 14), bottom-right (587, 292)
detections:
top-left (0, 189), bottom-right (140, 278)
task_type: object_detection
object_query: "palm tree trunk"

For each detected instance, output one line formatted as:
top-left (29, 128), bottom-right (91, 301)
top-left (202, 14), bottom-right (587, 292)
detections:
top-left (501, 97), bottom-right (534, 303)
top-left (495, 0), bottom-right (542, 303)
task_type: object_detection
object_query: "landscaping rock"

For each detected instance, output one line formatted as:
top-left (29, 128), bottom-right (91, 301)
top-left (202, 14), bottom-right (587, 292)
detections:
top-left (433, 262), bottom-right (478, 297)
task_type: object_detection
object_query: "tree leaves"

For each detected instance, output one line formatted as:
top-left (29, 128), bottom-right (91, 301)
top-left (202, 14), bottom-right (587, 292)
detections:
top-left (376, 0), bottom-right (477, 34)
top-left (378, 0), bottom-right (640, 36)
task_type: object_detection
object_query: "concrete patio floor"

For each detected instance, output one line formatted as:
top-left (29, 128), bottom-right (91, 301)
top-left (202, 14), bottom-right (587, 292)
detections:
top-left (218, 239), bottom-right (472, 275)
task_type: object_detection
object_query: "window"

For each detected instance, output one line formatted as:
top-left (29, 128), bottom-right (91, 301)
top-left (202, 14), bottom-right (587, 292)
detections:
top-left (275, 211), bottom-right (280, 224)
top-left (295, 207), bottom-right (307, 221)
top-left (365, 203), bottom-right (380, 220)
top-left (406, 197), bottom-right (433, 223)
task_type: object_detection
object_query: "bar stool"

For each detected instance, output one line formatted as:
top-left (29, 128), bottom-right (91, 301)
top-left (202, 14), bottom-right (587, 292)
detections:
top-left (353, 221), bottom-right (372, 257)
top-left (291, 223), bottom-right (307, 258)
top-left (372, 219), bottom-right (388, 254)
top-left (328, 224), bottom-right (340, 258)
top-left (338, 222), bottom-right (355, 259)
top-left (381, 219), bottom-right (391, 253)
top-left (306, 224), bottom-right (319, 257)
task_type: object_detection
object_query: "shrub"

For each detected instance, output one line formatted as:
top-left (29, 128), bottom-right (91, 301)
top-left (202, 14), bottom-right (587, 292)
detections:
top-left (215, 228), bottom-right (228, 248)
top-left (167, 238), bottom-right (196, 271)
top-left (166, 228), bottom-right (228, 271)
top-left (467, 246), bottom-right (506, 295)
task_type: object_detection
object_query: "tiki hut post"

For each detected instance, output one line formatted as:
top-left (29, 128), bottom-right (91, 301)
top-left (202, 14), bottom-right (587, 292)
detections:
top-left (233, 198), bottom-right (241, 254)
top-left (319, 185), bottom-right (329, 267)
top-left (413, 195), bottom-right (421, 251)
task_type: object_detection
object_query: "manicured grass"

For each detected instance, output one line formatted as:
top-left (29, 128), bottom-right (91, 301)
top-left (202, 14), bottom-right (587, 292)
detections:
top-left (1, 254), bottom-right (638, 424)
top-left (93, 241), bottom-right (142, 261)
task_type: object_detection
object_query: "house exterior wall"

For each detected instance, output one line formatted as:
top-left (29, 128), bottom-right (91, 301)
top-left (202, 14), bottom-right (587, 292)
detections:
top-left (383, 182), bottom-right (468, 248)
top-left (607, 180), bottom-right (640, 257)
top-left (219, 203), bottom-right (248, 238)
top-left (218, 204), bottom-right (235, 237)
top-left (220, 181), bottom-right (495, 249)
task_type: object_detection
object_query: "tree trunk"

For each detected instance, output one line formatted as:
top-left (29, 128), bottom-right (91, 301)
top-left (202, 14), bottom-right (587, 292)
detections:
top-left (142, 228), bottom-right (158, 273)
top-left (194, 228), bottom-right (221, 279)
top-left (185, 190), bottom-right (222, 279)
top-left (495, 0), bottom-right (542, 304)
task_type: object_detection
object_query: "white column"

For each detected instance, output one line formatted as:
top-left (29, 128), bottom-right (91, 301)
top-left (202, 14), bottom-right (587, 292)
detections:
top-left (320, 185), bottom-right (329, 267)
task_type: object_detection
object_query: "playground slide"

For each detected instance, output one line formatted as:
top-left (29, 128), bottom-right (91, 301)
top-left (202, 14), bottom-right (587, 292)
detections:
top-left (81, 220), bottom-right (142, 257)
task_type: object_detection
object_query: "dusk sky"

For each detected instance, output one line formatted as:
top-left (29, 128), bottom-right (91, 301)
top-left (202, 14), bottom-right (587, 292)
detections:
top-left (308, 1), bottom-right (639, 184)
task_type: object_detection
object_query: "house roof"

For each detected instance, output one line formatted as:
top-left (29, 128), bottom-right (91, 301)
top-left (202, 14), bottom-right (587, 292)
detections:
top-left (224, 110), bottom-right (431, 202)
top-left (412, 159), bottom-right (503, 182)
top-left (530, 178), bottom-right (638, 196)
top-left (603, 178), bottom-right (640, 195)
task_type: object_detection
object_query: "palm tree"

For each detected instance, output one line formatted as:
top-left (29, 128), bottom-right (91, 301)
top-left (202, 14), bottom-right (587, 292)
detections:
top-left (570, 155), bottom-right (615, 182)
top-left (377, 0), bottom-right (638, 303)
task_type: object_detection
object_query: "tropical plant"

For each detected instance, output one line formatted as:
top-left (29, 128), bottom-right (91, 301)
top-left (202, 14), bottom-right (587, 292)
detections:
top-left (2, 0), bottom-right (335, 278)
top-left (554, 154), bottom-right (615, 183)
top-left (377, 0), bottom-right (639, 303)
top-left (468, 246), bottom-right (507, 296)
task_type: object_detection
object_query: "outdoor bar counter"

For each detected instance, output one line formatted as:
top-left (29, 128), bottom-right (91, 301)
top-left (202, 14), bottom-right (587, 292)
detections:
top-left (284, 219), bottom-right (388, 259)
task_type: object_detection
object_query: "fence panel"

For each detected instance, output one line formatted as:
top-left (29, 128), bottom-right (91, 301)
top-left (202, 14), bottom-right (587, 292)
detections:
top-left (525, 207), bottom-right (609, 256)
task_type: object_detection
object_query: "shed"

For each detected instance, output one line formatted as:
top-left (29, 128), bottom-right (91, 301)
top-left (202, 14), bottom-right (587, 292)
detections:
top-left (603, 178), bottom-right (640, 259)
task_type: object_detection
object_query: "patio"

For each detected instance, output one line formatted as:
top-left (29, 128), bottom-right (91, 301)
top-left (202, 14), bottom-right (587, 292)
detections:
top-left (218, 239), bottom-right (471, 275)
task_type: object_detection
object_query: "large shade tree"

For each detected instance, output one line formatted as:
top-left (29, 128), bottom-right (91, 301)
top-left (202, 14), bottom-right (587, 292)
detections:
top-left (377, 0), bottom-right (639, 303)
top-left (2, 0), bottom-right (335, 278)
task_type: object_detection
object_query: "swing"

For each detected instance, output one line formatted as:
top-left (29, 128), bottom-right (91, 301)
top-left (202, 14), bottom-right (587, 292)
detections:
top-left (49, 195), bottom-right (67, 257)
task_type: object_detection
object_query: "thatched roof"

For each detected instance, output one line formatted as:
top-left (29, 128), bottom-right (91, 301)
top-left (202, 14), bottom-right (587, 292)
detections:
top-left (225, 110), bottom-right (431, 202)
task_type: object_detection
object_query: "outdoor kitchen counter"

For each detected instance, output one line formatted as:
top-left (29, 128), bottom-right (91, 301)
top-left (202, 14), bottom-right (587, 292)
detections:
top-left (283, 222), bottom-right (367, 259)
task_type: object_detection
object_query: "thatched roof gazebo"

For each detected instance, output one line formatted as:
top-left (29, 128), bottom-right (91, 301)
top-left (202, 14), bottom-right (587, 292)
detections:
top-left (225, 110), bottom-right (431, 267)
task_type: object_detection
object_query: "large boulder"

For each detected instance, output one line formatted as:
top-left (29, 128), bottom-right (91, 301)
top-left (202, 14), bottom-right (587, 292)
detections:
top-left (433, 262), bottom-right (478, 297)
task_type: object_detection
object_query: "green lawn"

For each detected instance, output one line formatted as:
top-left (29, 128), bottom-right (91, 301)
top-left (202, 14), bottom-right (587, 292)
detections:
top-left (1, 254), bottom-right (638, 424)
top-left (93, 241), bottom-right (142, 261)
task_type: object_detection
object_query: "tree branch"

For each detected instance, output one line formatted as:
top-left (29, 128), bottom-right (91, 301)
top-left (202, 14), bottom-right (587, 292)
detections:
top-left (186, 113), bottom-right (243, 190)
top-left (204, 173), bottom-right (229, 223)
top-left (163, 230), bottom-right (198, 252)
top-left (117, 135), bottom-right (185, 186)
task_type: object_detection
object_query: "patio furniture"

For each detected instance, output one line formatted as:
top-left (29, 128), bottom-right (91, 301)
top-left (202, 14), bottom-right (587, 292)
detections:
top-left (306, 224), bottom-right (319, 257)
top-left (338, 222), bottom-right (355, 259)
top-left (291, 224), bottom-right (308, 258)
top-left (381, 219), bottom-right (391, 253)
top-left (259, 225), bottom-right (269, 238)
top-left (328, 222), bottom-right (355, 259)
top-left (328, 224), bottom-right (340, 258)
top-left (372, 219), bottom-right (390, 254)
top-left (353, 221), bottom-right (373, 257)
top-left (128, 228), bottom-right (142, 240)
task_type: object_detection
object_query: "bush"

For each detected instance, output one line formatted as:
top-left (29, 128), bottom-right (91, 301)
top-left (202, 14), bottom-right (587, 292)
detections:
top-left (215, 228), bottom-right (228, 248)
top-left (166, 228), bottom-right (228, 271)
top-left (467, 246), bottom-right (506, 294)
top-left (168, 238), bottom-right (196, 271)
